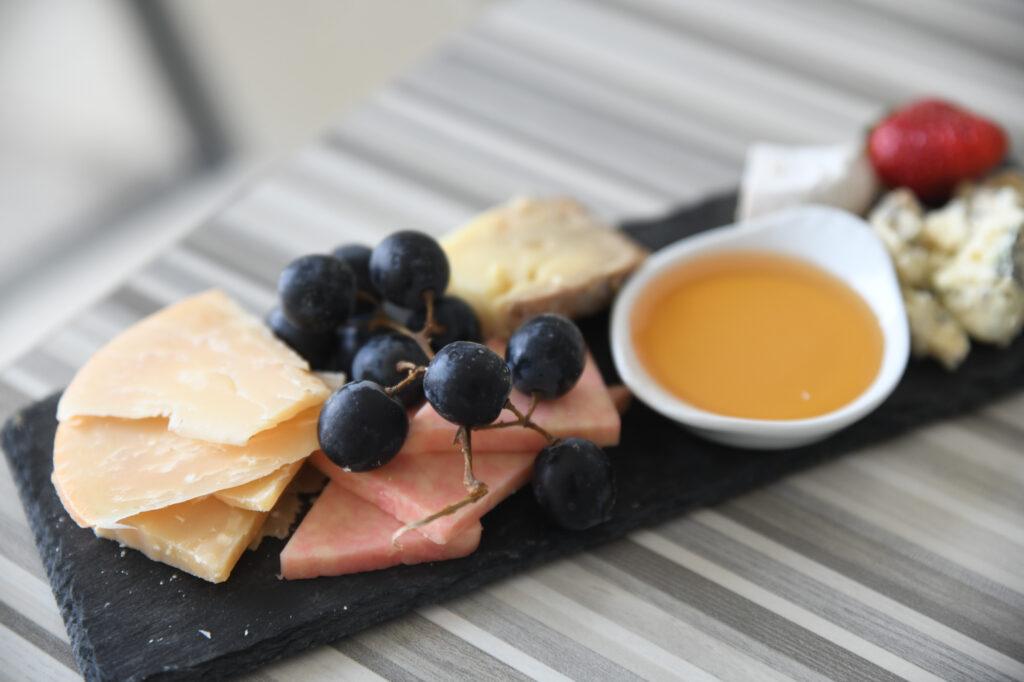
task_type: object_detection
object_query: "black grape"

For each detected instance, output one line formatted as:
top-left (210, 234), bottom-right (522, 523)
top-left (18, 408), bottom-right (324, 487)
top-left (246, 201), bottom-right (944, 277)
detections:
top-left (408, 295), bottom-right (481, 353)
top-left (506, 314), bottom-right (586, 399)
top-left (423, 341), bottom-right (511, 427)
top-left (265, 307), bottom-right (336, 370)
top-left (278, 254), bottom-right (356, 331)
top-left (532, 438), bottom-right (615, 530)
top-left (318, 381), bottom-right (408, 472)
top-left (369, 231), bottom-right (449, 310)
top-left (351, 332), bottom-right (430, 409)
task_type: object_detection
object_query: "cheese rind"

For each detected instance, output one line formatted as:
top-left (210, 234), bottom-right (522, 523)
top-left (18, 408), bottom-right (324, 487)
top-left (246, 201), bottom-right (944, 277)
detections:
top-left (53, 407), bottom-right (320, 528)
top-left (95, 496), bottom-right (267, 584)
top-left (442, 198), bottom-right (647, 337)
top-left (57, 290), bottom-right (329, 445)
top-left (737, 142), bottom-right (880, 222)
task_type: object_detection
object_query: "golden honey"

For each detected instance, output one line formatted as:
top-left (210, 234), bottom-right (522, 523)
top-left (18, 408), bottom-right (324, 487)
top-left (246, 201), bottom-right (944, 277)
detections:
top-left (632, 251), bottom-right (883, 420)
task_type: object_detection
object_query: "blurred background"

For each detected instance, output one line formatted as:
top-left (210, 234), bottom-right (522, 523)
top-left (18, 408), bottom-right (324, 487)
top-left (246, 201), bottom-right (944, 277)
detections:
top-left (0, 0), bottom-right (490, 366)
top-left (1, 0), bottom-right (1022, 371)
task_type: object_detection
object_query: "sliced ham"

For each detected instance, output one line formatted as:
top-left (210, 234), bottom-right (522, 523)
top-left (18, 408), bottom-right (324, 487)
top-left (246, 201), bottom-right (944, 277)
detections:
top-left (311, 448), bottom-right (535, 545)
top-left (281, 480), bottom-right (481, 579)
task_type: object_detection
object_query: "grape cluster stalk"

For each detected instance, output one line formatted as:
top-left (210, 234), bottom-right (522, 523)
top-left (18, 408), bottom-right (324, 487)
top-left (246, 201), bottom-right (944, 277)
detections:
top-left (272, 231), bottom-right (615, 544)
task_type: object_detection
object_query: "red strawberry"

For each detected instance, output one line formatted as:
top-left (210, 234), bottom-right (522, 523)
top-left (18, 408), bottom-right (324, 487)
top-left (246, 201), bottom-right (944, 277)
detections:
top-left (867, 98), bottom-right (1008, 203)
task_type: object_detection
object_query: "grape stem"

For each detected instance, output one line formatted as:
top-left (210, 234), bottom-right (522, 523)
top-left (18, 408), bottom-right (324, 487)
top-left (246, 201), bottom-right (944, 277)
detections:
top-left (360, 310), bottom-right (436, 360)
top-left (475, 394), bottom-right (558, 445)
top-left (421, 290), bottom-right (444, 341)
top-left (391, 425), bottom-right (489, 546)
top-left (384, 364), bottom-right (426, 397)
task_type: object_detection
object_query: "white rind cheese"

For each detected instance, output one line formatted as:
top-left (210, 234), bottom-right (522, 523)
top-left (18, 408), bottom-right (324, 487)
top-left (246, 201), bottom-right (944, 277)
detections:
top-left (737, 142), bottom-right (880, 221)
top-left (442, 197), bottom-right (648, 337)
top-left (57, 290), bottom-right (330, 446)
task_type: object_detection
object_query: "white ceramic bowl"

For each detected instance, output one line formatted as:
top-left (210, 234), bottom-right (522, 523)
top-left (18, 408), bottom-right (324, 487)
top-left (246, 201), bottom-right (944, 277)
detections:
top-left (610, 204), bottom-right (909, 449)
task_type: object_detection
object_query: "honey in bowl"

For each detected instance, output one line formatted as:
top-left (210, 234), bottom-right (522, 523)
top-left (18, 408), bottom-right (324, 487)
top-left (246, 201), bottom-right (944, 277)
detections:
top-left (631, 250), bottom-right (884, 420)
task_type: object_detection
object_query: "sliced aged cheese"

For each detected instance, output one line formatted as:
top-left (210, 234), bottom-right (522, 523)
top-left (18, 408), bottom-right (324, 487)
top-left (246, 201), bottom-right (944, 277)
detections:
top-left (215, 460), bottom-right (304, 511)
top-left (405, 348), bottom-right (620, 454)
top-left (53, 407), bottom-right (320, 528)
top-left (442, 197), bottom-right (648, 338)
top-left (96, 496), bottom-right (267, 584)
top-left (57, 290), bottom-right (329, 445)
top-left (248, 464), bottom-right (328, 551)
top-left (312, 449), bottom-right (535, 545)
top-left (281, 481), bottom-right (481, 580)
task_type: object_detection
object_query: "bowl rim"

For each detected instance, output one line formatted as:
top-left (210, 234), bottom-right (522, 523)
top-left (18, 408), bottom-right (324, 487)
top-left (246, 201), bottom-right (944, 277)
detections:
top-left (609, 204), bottom-right (910, 442)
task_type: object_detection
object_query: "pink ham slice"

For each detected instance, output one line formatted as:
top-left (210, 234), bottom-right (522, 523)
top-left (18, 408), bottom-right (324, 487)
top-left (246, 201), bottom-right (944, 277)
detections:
top-left (312, 448), bottom-right (535, 545)
top-left (281, 480), bottom-right (481, 580)
top-left (404, 350), bottom-right (620, 455)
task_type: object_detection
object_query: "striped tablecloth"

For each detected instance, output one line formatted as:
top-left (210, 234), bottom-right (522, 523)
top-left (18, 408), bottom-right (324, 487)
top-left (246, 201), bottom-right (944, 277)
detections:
top-left (3, 0), bottom-right (1023, 679)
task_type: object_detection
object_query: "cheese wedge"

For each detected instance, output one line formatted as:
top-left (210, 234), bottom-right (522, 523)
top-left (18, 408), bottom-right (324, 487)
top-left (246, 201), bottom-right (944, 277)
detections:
top-left (53, 407), bottom-right (320, 528)
top-left (737, 142), bottom-right (880, 221)
top-left (313, 449), bottom-right (535, 545)
top-left (215, 460), bottom-right (304, 511)
top-left (57, 290), bottom-right (330, 445)
top-left (442, 197), bottom-right (648, 337)
top-left (281, 481), bottom-right (481, 580)
top-left (96, 496), bottom-right (267, 584)
top-left (248, 464), bottom-right (328, 550)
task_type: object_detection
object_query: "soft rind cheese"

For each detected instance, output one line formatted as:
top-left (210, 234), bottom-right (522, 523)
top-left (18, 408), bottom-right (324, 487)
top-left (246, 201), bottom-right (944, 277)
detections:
top-left (96, 496), bottom-right (267, 584)
top-left (214, 460), bottom-right (304, 512)
top-left (53, 407), bottom-right (320, 528)
top-left (57, 290), bottom-right (329, 445)
top-left (442, 198), bottom-right (648, 337)
top-left (737, 142), bottom-right (880, 221)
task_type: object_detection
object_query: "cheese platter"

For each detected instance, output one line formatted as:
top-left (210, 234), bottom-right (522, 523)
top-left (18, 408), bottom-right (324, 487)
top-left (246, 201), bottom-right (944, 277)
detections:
top-left (5, 186), bottom-right (1024, 680)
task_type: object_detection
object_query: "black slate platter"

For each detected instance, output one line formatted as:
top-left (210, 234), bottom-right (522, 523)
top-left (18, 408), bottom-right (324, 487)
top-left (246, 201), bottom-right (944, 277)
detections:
top-left (5, 193), bottom-right (1024, 681)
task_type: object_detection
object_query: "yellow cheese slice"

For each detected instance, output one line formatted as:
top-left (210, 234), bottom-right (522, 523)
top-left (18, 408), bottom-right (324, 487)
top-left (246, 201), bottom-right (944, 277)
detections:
top-left (247, 464), bottom-right (327, 551)
top-left (442, 197), bottom-right (648, 337)
top-left (57, 290), bottom-right (330, 445)
top-left (96, 496), bottom-right (267, 584)
top-left (53, 407), bottom-right (320, 528)
top-left (214, 460), bottom-right (303, 511)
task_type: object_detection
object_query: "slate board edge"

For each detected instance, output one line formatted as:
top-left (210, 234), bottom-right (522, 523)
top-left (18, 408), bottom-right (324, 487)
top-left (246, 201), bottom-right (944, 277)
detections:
top-left (0, 394), bottom-right (874, 682)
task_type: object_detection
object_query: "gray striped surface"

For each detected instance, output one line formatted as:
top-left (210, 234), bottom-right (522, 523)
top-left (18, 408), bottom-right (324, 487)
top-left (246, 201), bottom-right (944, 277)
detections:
top-left (2, 0), bottom-right (1023, 679)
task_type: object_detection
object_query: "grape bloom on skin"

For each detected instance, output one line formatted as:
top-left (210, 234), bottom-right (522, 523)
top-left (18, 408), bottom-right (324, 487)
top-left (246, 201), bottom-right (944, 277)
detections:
top-left (271, 230), bottom-right (616, 541)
